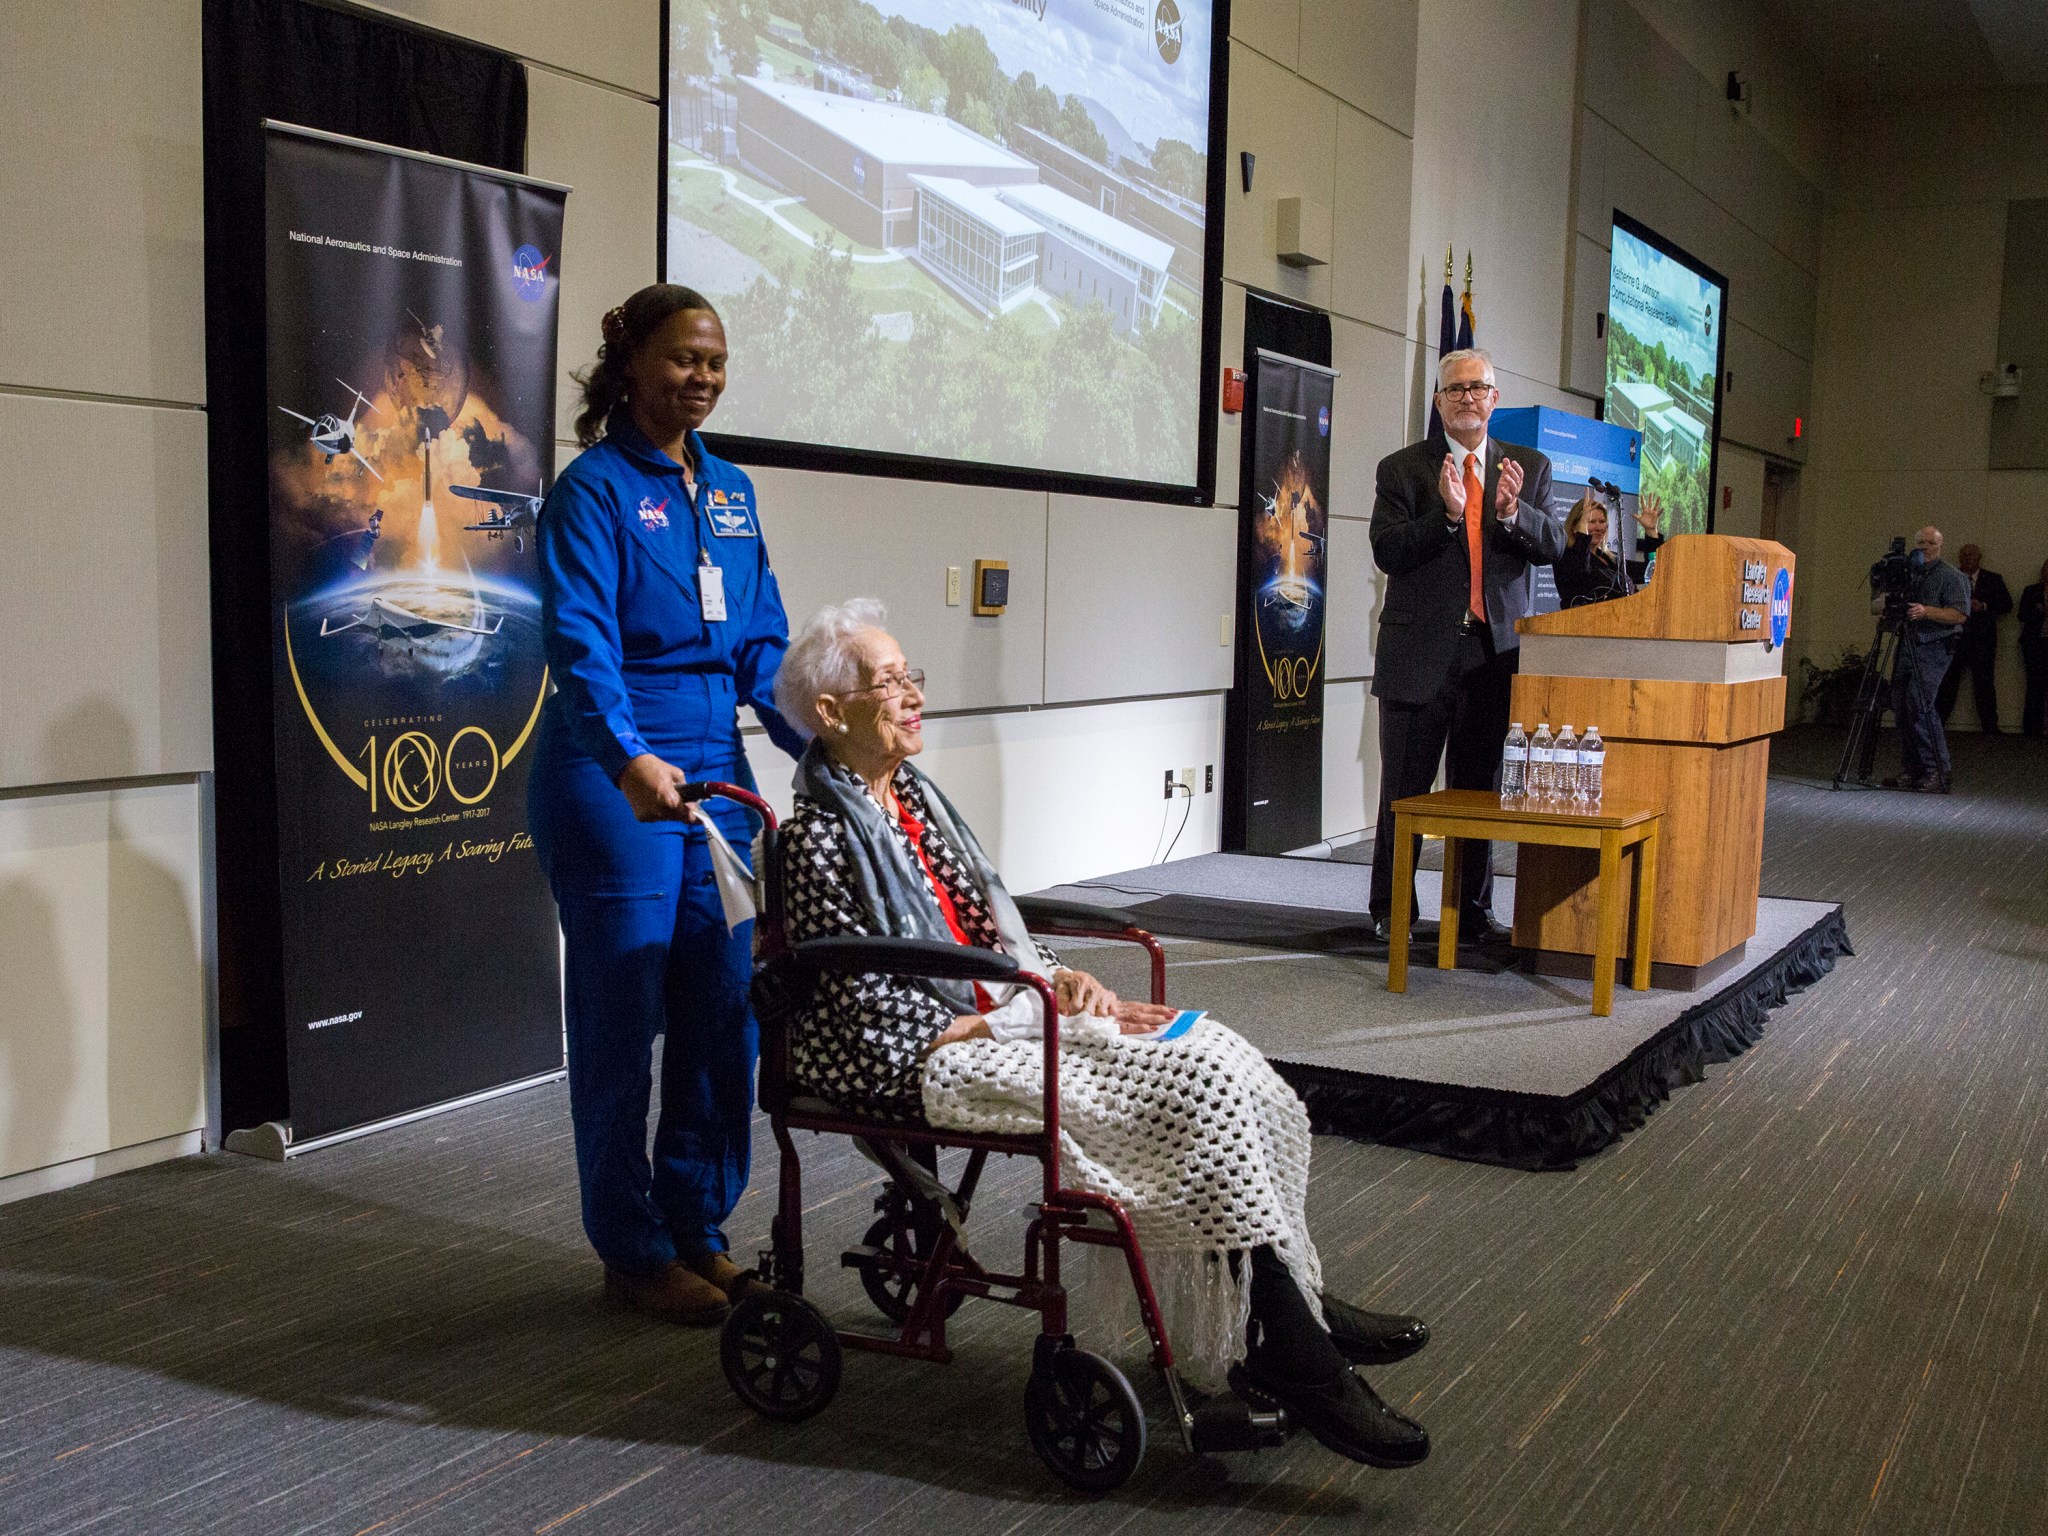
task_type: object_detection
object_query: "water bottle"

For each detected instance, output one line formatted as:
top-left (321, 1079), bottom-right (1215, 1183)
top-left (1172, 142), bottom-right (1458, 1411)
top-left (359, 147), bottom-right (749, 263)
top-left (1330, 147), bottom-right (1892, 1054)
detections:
top-left (1500, 722), bottom-right (1528, 802)
top-left (1529, 723), bottom-right (1554, 801)
top-left (1554, 725), bottom-right (1579, 803)
top-left (1579, 726), bottom-right (1605, 806)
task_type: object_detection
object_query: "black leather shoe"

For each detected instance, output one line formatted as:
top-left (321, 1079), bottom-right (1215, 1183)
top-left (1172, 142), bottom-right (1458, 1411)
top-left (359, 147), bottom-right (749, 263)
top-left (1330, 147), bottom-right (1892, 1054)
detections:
top-left (1232, 1360), bottom-right (1430, 1468)
top-left (1879, 773), bottom-right (1917, 789)
top-left (1370, 914), bottom-right (1395, 944)
top-left (1462, 915), bottom-right (1515, 947)
top-left (1321, 1294), bottom-right (1430, 1365)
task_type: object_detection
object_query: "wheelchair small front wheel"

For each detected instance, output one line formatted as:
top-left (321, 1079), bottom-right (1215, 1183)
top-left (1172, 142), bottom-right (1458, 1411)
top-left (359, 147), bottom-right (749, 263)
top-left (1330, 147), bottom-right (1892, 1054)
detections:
top-left (858, 1212), bottom-right (965, 1324)
top-left (1024, 1344), bottom-right (1146, 1493)
top-left (720, 1292), bottom-right (842, 1423)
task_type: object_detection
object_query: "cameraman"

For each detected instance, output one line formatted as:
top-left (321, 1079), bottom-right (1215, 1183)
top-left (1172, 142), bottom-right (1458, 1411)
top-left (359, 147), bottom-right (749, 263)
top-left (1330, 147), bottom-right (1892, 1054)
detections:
top-left (1873, 526), bottom-right (1972, 792)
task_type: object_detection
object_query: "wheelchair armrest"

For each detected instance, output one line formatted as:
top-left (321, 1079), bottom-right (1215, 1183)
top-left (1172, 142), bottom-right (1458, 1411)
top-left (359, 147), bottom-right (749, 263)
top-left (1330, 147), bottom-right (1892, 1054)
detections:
top-left (1014, 895), bottom-right (1146, 932)
top-left (788, 934), bottom-right (1022, 985)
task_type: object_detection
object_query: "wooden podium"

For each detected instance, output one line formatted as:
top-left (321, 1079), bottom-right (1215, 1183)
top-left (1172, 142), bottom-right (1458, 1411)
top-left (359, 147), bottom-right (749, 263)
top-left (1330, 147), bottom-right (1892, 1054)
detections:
top-left (1509, 535), bottom-right (1795, 986)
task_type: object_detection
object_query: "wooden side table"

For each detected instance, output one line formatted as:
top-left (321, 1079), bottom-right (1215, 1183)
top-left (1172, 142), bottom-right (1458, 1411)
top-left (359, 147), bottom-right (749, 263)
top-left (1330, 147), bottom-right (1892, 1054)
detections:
top-left (1388, 789), bottom-right (1662, 1017)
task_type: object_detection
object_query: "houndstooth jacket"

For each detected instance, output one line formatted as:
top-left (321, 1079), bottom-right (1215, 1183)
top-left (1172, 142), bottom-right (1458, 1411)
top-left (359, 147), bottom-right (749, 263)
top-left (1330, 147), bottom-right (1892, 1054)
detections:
top-left (780, 762), bottom-right (1056, 1114)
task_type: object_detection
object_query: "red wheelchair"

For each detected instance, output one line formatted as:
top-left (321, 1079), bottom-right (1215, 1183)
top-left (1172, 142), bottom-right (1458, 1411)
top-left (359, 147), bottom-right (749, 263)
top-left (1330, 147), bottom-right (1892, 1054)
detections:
top-left (685, 782), bottom-right (1294, 1492)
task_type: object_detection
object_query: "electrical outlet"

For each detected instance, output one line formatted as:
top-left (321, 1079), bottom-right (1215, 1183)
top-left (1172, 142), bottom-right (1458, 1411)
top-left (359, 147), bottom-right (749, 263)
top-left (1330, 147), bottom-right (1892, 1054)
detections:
top-left (1163, 768), bottom-right (1175, 799)
top-left (945, 566), bottom-right (961, 606)
top-left (1205, 764), bottom-right (1214, 793)
top-left (1180, 766), bottom-right (1197, 792)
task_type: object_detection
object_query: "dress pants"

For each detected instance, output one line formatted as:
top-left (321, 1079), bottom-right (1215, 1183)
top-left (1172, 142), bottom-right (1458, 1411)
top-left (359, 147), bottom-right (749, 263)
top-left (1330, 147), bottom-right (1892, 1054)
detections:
top-left (1936, 634), bottom-right (2002, 732)
top-left (1893, 635), bottom-right (1956, 781)
top-left (2022, 637), bottom-right (2048, 737)
top-left (1370, 628), bottom-right (1516, 925)
top-left (528, 685), bottom-right (758, 1277)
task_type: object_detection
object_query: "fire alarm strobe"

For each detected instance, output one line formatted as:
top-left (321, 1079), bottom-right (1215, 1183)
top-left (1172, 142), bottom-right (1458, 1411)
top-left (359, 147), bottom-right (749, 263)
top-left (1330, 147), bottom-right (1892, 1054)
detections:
top-left (973, 560), bottom-right (1009, 616)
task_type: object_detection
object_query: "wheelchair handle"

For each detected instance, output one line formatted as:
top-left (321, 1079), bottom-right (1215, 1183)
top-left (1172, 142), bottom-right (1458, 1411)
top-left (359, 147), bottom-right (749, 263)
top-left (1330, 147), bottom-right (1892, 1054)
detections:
top-left (679, 780), bottom-right (778, 832)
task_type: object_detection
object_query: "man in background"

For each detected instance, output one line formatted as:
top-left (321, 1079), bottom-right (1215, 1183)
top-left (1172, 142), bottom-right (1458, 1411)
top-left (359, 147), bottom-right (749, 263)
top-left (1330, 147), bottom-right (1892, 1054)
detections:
top-left (1366, 349), bottom-right (1565, 943)
top-left (1878, 526), bottom-right (1972, 793)
top-left (1935, 543), bottom-right (2012, 733)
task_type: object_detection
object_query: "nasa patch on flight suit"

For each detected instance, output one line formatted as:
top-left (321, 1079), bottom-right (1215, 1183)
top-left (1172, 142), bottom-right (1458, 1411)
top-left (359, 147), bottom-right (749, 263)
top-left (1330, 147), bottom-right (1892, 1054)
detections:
top-left (705, 487), bottom-right (759, 538)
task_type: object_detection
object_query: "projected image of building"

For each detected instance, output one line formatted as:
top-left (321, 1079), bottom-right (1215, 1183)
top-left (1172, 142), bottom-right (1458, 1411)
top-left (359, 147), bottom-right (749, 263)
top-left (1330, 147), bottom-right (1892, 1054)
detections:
top-left (1608, 378), bottom-right (1674, 435)
top-left (1653, 407), bottom-right (1706, 471)
top-left (911, 176), bottom-right (1043, 315)
top-left (993, 182), bottom-right (1174, 333)
top-left (735, 76), bottom-right (1036, 248)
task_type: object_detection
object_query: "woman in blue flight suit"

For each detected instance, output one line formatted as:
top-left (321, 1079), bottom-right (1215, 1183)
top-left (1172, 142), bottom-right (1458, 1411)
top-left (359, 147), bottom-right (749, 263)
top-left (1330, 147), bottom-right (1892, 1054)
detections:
top-left (530, 284), bottom-right (805, 1323)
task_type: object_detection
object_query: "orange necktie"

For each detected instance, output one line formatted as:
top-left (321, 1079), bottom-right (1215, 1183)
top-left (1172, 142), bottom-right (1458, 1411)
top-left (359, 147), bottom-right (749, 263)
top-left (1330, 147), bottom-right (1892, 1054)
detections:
top-left (1464, 452), bottom-right (1487, 624)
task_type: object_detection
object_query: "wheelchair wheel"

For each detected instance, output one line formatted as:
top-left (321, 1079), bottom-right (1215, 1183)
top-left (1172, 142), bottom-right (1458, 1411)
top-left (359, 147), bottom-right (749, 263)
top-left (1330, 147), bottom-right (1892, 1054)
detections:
top-left (1023, 1344), bottom-right (1146, 1493)
top-left (720, 1292), bottom-right (842, 1423)
top-left (859, 1211), bottom-right (965, 1324)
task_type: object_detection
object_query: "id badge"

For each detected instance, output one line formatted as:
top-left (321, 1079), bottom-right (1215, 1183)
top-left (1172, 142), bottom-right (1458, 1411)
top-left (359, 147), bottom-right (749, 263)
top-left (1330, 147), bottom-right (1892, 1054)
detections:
top-left (697, 561), bottom-right (728, 622)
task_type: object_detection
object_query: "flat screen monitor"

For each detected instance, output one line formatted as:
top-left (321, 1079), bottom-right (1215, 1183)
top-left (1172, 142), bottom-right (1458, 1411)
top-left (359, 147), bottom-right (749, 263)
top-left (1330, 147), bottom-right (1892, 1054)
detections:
top-left (1603, 210), bottom-right (1728, 536)
top-left (662, 0), bottom-right (1227, 501)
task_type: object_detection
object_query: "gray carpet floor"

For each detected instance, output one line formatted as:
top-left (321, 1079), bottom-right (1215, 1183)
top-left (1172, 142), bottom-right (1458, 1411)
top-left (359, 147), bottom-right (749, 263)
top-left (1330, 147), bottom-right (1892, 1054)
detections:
top-left (3, 725), bottom-right (2046, 1534)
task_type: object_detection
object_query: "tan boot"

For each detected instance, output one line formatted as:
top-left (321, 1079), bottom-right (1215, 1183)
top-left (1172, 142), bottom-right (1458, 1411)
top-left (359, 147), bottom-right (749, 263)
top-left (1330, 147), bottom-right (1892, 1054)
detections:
top-left (603, 1261), bottom-right (731, 1325)
top-left (690, 1251), bottom-right (777, 1302)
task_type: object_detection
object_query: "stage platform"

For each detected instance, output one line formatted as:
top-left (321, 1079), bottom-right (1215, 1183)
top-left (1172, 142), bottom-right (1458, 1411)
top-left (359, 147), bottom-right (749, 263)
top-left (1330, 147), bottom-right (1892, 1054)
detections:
top-left (1026, 852), bottom-right (1849, 1170)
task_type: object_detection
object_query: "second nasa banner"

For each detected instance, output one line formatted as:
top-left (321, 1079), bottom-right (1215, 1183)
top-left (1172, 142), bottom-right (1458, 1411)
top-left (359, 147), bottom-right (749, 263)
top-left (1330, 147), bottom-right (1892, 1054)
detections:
top-left (263, 122), bottom-right (567, 1141)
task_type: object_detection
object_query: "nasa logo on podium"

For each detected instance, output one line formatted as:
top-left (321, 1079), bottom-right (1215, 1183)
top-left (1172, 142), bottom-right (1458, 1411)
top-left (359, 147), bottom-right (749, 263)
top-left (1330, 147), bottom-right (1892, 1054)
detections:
top-left (1769, 567), bottom-right (1793, 652)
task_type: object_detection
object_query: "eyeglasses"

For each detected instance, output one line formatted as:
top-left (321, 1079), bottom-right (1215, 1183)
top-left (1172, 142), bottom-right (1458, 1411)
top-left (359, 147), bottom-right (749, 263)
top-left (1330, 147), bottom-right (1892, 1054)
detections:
top-left (843, 668), bottom-right (926, 700)
top-left (1437, 381), bottom-right (1496, 401)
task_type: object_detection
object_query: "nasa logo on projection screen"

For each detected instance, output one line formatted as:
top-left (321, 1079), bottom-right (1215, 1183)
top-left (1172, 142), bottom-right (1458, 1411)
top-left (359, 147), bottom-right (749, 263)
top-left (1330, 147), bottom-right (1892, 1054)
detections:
top-left (512, 244), bottom-right (552, 302)
top-left (1154, 0), bottom-right (1182, 63)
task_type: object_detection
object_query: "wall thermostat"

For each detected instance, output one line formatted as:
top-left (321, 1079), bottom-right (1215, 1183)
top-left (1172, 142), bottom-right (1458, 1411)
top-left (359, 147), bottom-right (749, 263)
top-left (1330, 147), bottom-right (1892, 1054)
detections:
top-left (973, 559), bottom-right (1009, 616)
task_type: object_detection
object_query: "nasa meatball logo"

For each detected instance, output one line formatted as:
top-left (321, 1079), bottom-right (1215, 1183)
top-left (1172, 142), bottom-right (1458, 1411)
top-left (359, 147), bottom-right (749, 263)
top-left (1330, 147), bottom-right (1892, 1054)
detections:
top-left (1154, 0), bottom-right (1183, 64)
top-left (511, 244), bottom-right (552, 302)
top-left (1769, 566), bottom-right (1793, 650)
top-left (636, 496), bottom-right (670, 530)
top-left (1317, 405), bottom-right (1331, 436)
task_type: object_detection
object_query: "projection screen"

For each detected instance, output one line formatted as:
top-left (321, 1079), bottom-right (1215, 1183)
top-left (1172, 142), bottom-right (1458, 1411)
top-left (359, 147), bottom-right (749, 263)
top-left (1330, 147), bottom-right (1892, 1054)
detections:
top-left (663, 0), bottom-right (1225, 498)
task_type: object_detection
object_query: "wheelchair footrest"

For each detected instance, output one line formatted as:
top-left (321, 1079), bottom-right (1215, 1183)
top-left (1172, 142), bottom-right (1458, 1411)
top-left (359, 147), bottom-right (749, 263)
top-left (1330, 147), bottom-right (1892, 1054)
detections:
top-left (1188, 1398), bottom-right (1290, 1454)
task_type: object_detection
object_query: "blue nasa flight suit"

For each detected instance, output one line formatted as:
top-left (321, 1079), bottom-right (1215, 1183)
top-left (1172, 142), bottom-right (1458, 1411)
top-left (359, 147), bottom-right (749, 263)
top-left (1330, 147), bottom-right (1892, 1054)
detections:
top-left (529, 409), bottom-right (804, 1276)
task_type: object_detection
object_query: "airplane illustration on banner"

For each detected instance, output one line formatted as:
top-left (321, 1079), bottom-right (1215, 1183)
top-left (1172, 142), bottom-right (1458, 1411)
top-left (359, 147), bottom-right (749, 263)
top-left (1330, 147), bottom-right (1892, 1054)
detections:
top-left (280, 380), bottom-right (384, 481)
top-left (449, 477), bottom-right (544, 552)
top-left (319, 595), bottom-right (504, 647)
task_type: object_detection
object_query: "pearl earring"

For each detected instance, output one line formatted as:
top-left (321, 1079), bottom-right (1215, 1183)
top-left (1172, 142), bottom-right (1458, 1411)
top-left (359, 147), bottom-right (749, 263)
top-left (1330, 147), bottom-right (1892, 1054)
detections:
top-left (836, 722), bottom-right (850, 734)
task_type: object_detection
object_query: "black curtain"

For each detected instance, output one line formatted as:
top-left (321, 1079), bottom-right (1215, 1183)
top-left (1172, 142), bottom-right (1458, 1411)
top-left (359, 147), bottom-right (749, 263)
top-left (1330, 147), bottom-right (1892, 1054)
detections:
top-left (202, 0), bottom-right (527, 1131)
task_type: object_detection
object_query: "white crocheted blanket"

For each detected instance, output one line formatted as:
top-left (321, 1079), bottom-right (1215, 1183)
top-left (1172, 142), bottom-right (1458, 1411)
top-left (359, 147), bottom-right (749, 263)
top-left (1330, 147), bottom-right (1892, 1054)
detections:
top-left (921, 1017), bottom-right (1323, 1392)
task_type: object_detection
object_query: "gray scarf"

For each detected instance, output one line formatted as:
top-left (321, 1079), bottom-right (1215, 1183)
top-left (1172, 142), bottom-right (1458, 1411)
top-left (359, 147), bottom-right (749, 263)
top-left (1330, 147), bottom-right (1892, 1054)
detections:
top-left (794, 739), bottom-right (1043, 1015)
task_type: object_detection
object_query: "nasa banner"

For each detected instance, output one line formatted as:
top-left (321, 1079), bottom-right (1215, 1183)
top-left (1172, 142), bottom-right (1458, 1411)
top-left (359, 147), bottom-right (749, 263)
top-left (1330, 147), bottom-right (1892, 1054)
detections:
top-left (263, 123), bottom-right (566, 1140)
top-left (1226, 349), bottom-right (1334, 855)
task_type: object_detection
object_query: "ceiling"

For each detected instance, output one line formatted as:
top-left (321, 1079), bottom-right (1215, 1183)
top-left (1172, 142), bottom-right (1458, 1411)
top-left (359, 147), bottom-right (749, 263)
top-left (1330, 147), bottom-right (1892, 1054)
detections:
top-left (1760, 0), bottom-right (2048, 103)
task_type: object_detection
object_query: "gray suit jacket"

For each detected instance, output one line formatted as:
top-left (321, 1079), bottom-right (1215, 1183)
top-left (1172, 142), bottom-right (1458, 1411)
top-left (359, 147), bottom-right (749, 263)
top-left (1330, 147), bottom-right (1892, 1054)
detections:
top-left (1369, 433), bottom-right (1565, 705)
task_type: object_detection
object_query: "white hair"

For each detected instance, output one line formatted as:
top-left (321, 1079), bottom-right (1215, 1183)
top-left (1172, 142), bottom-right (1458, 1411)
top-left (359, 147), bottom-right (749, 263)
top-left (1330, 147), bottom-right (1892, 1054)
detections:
top-left (775, 598), bottom-right (890, 738)
top-left (1438, 348), bottom-right (1496, 388)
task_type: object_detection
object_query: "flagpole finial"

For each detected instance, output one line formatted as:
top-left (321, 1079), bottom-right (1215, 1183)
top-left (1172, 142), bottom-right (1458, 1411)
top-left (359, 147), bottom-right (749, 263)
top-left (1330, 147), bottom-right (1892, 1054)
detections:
top-left (1464, 250), bottom-right (1474, 291)
top-left (1444, 243), bottom-right (1453, 280)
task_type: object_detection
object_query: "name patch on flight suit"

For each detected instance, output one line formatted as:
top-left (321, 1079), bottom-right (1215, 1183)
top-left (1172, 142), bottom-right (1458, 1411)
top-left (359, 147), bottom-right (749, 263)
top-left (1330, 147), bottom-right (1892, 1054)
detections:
top-left (706, 487), bottom-right (759, 538)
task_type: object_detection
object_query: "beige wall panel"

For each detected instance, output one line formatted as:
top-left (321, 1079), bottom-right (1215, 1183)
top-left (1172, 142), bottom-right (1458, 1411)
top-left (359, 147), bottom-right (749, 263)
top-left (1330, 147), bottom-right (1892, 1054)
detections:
top-left (1694, 197), bottom-right (1814, 361)
top-left (1325, 513), bottom-right (1379, 681)
top-left (1720, 321), bottom-right (1807, 462)
top-left (1832, 96), bottom-right (2014, 214)
top-left (0, 781), bottom-right (208, 1181)
top-left (1215, 282), bottom-right (1248, 508)
top-left (1688, 76), bottom-right (1821, 274)
top-left (1807, 203), bottom-right (2004, 473)
top-left (1599, 119), bottom-right (1714, 263)
top-left (1329, 315), bottom-right (1408, 519)
top-left (1224, 44), bottom-right (1337, 312)
top-left (0, 397), bottom-right (212, 792)
top-left (1579, 0), bottom-right (1697, 182)
top-left (1575, 107), bottom-right (1612, 244)
top-left (354, 0), bottom-right (661, 96)
top-left (749, 467), bottom-right (1045, 712)
top-left (1714, 442), bottom-right (1766, 539)
top-left (1330, 109), bottom-right (1415, 334)
top-left (1230, 0), bottom-right (1300, 71)
top-left (1043, 500), bottom-right (1234, 704)
top-left (1407, 0), bottom-right (1577, 392)
top-left (0, 0), bottom-right (205, 404)
top-left (2014, 93), bottom-right (2048, 202)
top-left (1299, 0), bottom-right (1417, 134)
top-left (1321, 677), bottom-right (1376, 839)
top-left (527, 71), bottom-right (660, 445)
top-left (1566, 232), bottom-right (1608, 398)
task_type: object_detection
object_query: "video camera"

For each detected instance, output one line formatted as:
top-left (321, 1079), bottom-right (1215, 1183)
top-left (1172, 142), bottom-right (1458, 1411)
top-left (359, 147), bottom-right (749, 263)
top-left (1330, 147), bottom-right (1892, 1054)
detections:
top-left (1869, 536), bottom-right (1926, 619)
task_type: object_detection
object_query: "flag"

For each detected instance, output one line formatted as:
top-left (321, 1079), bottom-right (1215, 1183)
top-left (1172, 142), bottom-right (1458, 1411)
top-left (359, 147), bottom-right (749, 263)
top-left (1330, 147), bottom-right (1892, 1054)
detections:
top-left (1427, 245), bottom-right (1455, 438)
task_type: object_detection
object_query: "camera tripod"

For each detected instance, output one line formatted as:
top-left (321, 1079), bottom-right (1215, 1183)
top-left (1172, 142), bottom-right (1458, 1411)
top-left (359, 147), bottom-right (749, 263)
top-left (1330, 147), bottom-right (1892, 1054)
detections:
top-left (1832, 604), bottom-right (1907, 788)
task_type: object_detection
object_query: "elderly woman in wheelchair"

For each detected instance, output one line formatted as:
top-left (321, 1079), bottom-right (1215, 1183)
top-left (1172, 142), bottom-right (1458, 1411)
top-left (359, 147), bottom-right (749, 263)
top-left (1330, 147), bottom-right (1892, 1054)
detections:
top-left (749, 600), bottom-right (1432, 1474)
